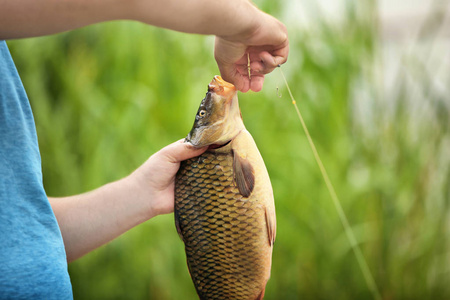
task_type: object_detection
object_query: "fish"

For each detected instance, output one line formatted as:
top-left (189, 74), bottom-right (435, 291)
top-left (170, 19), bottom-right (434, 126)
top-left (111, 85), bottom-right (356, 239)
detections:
top-left (174, 76), bottom-right (276, 300)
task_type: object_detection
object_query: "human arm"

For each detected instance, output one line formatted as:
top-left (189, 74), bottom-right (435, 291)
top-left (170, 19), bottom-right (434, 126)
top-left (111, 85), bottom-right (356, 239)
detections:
top-left (0, 0), bottom-right (288, 92)
top-left (49, 140), bottom-right (206, 262)
top-left (1, 0), bottom-right (267, 40)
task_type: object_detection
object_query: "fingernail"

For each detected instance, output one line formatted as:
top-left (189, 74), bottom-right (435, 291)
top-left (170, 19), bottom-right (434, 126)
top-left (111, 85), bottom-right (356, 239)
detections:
top-left (184, 141), bottom-right (195, 148)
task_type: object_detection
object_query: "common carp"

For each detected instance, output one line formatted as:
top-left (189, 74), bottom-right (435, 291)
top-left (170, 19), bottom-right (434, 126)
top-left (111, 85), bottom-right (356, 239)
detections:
top-left (174, 76), bottom-right (276, 300)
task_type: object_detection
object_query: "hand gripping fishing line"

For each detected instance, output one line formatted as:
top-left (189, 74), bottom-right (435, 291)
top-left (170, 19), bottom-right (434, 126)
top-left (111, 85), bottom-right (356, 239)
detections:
top-left (277, 66), bottom-right (382, 300)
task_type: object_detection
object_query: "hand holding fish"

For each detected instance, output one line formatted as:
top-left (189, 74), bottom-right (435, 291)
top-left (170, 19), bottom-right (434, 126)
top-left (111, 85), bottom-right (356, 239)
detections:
top-left (214, 12), bottom-right (289, 92)
top-left (50, 140), bottom-right (206, 261)
top-left (130, 140), bottom-right (207, 217)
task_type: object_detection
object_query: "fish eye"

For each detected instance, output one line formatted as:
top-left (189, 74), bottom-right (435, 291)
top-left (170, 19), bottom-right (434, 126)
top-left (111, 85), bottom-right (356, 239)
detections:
top-left (198, 110), bottom-right (206, 117)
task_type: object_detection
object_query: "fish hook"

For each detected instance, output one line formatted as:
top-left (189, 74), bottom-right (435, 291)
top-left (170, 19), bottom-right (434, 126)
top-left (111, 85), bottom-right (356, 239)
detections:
top-left (276, 86), bottom-right (282, 98)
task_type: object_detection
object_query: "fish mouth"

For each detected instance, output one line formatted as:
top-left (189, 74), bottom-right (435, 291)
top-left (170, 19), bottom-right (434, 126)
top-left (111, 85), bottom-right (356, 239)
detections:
top-left (208, 76), bottom-right (236, 97)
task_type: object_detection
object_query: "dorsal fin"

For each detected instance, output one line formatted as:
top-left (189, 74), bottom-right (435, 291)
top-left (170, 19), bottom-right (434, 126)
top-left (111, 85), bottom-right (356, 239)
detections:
top-left (232, 150), bottom-right (255, 197)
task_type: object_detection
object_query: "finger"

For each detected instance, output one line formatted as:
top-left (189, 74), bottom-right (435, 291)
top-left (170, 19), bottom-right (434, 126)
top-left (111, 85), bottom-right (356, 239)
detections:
top-left (161, 139), bottom-right (207, 163)
top-left (236, 52), bottom-right (284, 77)
top-left (271, 41), bottom-right (289, 66)
top-left (225, 72), bottom-right (250, 93)
top-left (237, 80), bottom-right (250, 93)
top-left (250, 41), bottom-right (289, 70)
top-left (259, 51), bottom-right (285, 73)
top-left (259, 51), bottom-right (278, 68)
top-left (234, 63), bottom-right (265, 92)
top-left (217, 62), bottom-right (247, 92)
top-left (249, 75), bottom-right (265, 92)
top-left (233, 61), bottom-right (263, 74)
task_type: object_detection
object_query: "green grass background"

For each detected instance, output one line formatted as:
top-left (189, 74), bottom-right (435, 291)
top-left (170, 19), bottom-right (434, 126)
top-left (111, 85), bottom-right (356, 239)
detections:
top-left (8, 0), bottom-right (450, 299)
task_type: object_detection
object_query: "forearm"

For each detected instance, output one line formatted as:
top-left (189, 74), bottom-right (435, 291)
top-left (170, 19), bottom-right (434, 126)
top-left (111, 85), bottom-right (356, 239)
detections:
top-left (0, 0), bottom-right (261, 40)
top-left (49, 176), bottom-right (151, 262)
top-left (0, 0), bottom-right (126, 39)
top-left (132, 0), bottom-right (261, 41)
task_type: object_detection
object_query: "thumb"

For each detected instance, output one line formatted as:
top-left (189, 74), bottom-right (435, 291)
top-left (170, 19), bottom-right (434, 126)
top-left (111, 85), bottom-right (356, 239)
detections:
top-left (160, 139), bottom-right (207, 163)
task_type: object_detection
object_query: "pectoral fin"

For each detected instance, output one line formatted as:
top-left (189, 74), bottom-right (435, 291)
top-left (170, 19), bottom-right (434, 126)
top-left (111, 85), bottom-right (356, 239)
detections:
top-left (265, 207), bottom-right (276, 246)
top-left (232, 150), bottom-right (255, 197)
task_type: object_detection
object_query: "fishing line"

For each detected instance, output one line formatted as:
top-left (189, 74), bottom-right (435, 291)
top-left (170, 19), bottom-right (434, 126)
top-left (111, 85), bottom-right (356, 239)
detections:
top-left (277, 67), bottom-right (382, 300)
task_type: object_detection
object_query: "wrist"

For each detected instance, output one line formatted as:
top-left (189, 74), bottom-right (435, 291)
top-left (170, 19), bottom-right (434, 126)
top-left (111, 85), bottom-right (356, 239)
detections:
top-left (126, 165), bottom-right (171, 221)
top-left (216, 1), bottom-right (263, 43)
top-left (119, 174), bottom-right (156, 223)
top-left (218, 9), bottom-right (287, 51)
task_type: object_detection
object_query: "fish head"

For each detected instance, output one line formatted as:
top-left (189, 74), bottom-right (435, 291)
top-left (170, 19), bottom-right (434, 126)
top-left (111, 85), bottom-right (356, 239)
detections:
top-left (186, 76), bottom-right (245, 148)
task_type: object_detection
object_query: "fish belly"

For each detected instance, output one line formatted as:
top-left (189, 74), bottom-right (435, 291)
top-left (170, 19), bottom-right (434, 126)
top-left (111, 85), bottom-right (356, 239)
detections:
top-left (175, 150), bottom-right (271, 300)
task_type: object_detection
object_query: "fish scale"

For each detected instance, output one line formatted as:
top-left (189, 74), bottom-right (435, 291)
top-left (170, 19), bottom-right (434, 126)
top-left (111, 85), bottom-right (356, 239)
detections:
top-left (175, 147), bottom-right (269, 300)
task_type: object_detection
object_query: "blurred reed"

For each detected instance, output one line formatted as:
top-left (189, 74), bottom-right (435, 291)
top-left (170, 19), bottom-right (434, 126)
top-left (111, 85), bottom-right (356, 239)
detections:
top-left (7, 0), bottom-right (450, 299)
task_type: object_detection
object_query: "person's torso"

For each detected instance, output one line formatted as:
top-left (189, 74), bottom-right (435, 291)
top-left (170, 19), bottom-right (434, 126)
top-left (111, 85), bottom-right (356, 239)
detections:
top-left (0, 40), bottom-right (73, 299)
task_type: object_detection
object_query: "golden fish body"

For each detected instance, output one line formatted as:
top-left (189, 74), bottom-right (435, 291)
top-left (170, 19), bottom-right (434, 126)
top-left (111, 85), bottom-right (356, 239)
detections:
top-left (175, 76), bottom-right (276, 300)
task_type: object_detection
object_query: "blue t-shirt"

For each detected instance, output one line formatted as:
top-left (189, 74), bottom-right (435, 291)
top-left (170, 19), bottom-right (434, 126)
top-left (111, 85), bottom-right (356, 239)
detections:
top-left (0, 41), bottom-right (73, 299)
